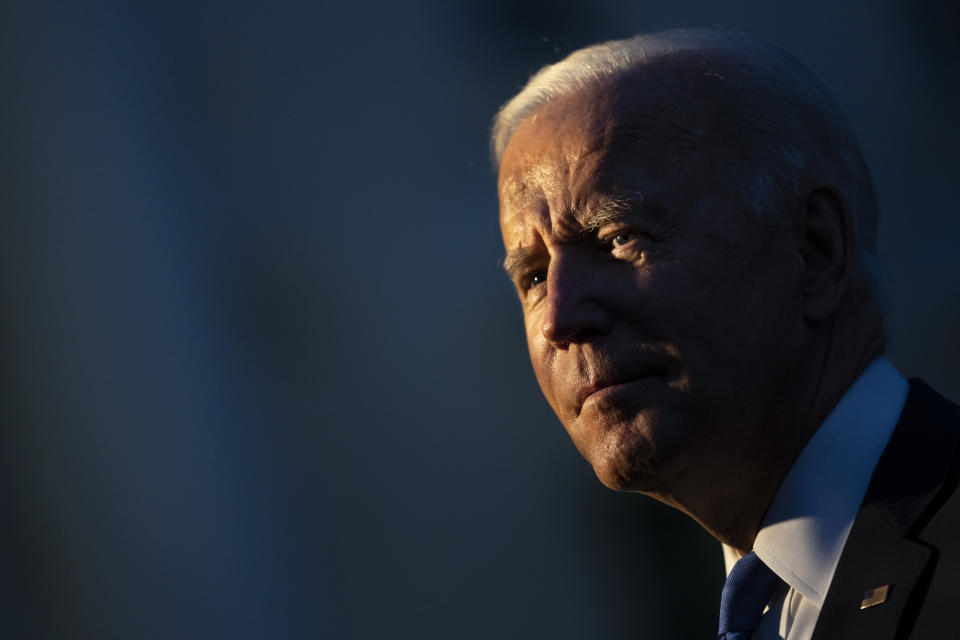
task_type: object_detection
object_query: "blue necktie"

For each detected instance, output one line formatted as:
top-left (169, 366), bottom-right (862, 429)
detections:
top-left (718, 551), bottom-right (782, 640)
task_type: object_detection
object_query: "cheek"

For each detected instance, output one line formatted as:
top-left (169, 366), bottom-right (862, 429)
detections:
top-left (525, 331), bottom-right (553, 396)
top-left (670, 264), bottom-right (804, 385)
top-left (524, 319), bottom-right (568, 414)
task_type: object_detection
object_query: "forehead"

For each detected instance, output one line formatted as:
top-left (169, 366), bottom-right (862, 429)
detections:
top-left (497, 69), bottom-right (737, 222)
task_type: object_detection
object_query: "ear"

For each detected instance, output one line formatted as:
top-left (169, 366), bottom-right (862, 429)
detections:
top-left (800, 187), bottom-right (853, 321)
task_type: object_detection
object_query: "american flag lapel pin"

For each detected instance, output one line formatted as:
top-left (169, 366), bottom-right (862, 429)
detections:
top-left (860, 584), bottom-right (891, 610)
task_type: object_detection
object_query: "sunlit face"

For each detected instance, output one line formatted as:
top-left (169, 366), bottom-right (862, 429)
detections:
top-left (498, 74), bottom-right (807, 494)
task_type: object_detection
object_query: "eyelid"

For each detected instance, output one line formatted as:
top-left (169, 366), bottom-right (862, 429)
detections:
top-left (595, 218), bottom-right (629, 233)
top-left (596, 224), bottom-right (636, 243)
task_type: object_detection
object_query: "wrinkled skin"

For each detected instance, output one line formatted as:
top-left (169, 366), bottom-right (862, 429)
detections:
top-left (498, 70), bottom-right (810, 503)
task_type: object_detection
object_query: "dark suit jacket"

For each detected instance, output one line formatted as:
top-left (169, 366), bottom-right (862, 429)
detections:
top-left (812, 380), bottom-right (960, 639)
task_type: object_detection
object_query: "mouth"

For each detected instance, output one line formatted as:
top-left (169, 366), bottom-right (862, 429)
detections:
top-left (575, 374), bottom-right (662, 414)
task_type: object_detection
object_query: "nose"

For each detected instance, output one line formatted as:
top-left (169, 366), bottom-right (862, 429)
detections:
top-left (540, 254), bottom-right (613, 347)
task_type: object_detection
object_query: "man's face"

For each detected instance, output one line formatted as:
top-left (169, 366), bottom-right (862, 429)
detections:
top-left (498, 76), bottom-right (807, 495)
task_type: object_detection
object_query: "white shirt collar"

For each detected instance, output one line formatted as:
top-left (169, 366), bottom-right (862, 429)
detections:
top-left (724, 358), bottom-right (908, 608)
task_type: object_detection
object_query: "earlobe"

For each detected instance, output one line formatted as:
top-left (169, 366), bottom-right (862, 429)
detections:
top-left (801, 187), bottom-right (853, 321)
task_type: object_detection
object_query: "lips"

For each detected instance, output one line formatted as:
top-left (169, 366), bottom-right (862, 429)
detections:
top-left (574, 372), bottom-right (662, 412)
top-left (576, 379), bottom-right (627, 408)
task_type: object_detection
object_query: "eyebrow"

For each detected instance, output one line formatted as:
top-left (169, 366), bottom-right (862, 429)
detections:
top-left (500, 193), bottom-right (650, 282)
top-left (580, 193), bottom-right (642, 231)
top-left (501, 246), bottom-right (539, 282)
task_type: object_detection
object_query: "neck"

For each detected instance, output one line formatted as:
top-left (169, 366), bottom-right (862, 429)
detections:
top-left (648, 296), bottom-right (885, 552)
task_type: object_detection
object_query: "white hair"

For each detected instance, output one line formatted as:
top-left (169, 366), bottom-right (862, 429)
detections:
top-left (491, 29), bottom-right (883, 306)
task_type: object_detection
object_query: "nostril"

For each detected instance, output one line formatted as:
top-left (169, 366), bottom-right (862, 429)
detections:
top-left (541, 320), bottom-right (569, 348)
top-left (541, 300), bottom-right (611, 346)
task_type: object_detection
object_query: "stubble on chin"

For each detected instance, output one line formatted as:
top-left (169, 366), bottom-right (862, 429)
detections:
top-left (584, 416), bottom-right (661, 492)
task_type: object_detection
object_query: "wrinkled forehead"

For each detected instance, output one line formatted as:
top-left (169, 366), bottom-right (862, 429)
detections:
top-left (498, 66), bottom-right (740, 212)
top-left (496, 91), bottom-right (606, 202)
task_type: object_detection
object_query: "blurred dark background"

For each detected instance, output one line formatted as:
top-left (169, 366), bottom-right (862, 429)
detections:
top-left (0, 1), bottom-right (957, 637)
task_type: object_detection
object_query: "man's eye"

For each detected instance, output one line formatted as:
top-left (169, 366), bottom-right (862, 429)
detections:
top-left (610, 233), bottom-right (635, 247)
top-left (525, 269), bottom-right (547, 290)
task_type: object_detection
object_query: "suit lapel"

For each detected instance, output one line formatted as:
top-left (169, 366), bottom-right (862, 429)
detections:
top-left (811, 501), bottom-right (932, 640)
top-left (812, 380), bottom-right (960, 640)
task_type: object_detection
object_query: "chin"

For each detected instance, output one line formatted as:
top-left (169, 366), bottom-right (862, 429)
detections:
top-left (588, 427), bottom-right (661, 492)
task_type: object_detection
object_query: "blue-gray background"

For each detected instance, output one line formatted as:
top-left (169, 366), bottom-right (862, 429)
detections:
top-left (1, 1), bottom-right (957, 637)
